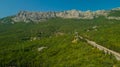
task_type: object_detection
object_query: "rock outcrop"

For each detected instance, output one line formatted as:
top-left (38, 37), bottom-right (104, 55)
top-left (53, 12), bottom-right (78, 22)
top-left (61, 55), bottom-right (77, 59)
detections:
top-left (12, 10), bottom-right (109, 23)
top-left (12, 11), bottom-right (56, 23)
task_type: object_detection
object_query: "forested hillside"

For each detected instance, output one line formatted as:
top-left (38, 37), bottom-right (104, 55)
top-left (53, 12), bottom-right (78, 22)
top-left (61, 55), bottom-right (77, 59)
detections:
top-left (0, 17), bottom-right (120, 67)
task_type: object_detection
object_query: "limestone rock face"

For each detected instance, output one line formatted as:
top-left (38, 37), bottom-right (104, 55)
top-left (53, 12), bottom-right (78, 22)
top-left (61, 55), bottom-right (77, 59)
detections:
top-left (56, 10), bottom-right (108, 19)
top-left (107, 17), bottom-right (120, 20)
top-left (12, 11), bottom-right (56, 22)
top-left (94, 10), bottom-right (108, 17)
top-left (56, 10), bottom-right (80, 18)
top-left (0, 8), bottom-right (118, 23)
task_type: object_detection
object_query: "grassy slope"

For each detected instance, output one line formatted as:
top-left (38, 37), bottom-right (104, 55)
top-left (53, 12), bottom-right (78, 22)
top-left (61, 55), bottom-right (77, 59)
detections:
top-left (0, 18), bottom-right (120, 66)
top-left (82, 19), bottom-right (120, 52)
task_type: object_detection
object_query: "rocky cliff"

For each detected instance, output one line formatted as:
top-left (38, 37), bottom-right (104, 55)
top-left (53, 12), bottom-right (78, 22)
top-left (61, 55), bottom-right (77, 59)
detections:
top-left (12, 11), bottom-right (56, 23)
top-left (1, 8), bottom-right (120, 23)
top-left (12, 10), bottom-right (108, 22)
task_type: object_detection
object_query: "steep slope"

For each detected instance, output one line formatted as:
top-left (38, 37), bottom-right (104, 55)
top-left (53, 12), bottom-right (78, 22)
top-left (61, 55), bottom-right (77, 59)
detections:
top-left (0, 18), bottom-right (120, 66)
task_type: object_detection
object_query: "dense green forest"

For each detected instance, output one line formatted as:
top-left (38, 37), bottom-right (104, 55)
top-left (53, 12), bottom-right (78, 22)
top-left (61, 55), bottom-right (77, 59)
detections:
top-left (0, 17), bottom-right (120, 67)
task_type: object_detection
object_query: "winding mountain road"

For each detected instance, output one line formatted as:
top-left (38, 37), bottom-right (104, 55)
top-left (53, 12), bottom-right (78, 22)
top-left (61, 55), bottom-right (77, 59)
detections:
top-left (79, 36), bottom-right (120, 61)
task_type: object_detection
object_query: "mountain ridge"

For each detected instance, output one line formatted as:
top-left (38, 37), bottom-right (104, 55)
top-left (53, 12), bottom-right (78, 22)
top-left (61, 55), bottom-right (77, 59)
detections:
top-left (1, 7), bottom-right (120, 23)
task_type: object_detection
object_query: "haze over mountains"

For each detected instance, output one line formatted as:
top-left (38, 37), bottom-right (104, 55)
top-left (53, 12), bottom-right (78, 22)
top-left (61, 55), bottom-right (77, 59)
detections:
top-left (1, 7), bottom-right (120, 23)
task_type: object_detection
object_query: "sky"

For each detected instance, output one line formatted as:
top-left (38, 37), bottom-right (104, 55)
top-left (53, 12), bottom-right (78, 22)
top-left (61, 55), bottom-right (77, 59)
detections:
top-left (0, 0), bottom-right (120, 18)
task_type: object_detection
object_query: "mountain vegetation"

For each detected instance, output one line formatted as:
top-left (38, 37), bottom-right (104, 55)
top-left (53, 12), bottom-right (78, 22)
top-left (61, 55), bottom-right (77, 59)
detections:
top-left (0, 8), bottom-right (120, 67)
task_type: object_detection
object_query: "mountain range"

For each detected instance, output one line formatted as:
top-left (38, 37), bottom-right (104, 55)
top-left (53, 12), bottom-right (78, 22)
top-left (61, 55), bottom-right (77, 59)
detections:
top-left (0, 7), bottom-right (120, 23)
